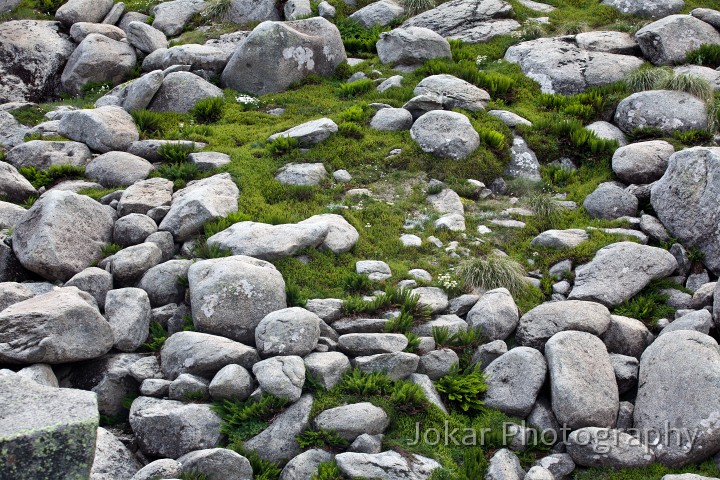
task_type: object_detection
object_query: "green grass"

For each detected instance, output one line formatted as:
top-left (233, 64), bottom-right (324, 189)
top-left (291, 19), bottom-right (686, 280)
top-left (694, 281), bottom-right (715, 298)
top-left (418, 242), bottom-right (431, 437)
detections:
top-left (575, 462), bottom-right (720, 480)
top-left (686, 44), bottom-right (720, 68)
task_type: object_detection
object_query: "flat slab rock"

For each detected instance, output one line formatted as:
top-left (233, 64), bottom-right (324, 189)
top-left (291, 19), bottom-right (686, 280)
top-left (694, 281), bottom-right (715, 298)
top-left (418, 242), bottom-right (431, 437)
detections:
top-left (402, 0), bottom-right (521, 43)
top-left (335, 451), bottom-right (441, 480)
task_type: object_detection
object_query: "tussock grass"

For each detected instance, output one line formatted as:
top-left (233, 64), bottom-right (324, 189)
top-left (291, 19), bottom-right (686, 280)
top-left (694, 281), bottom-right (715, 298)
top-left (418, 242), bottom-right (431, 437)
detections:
top-left (457, 255), bottom-right (529, 296)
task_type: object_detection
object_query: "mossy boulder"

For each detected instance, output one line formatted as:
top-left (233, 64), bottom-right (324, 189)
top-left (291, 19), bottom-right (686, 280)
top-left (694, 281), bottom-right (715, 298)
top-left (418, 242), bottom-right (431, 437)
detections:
top-left (0, 374), bottom-right (99, 480)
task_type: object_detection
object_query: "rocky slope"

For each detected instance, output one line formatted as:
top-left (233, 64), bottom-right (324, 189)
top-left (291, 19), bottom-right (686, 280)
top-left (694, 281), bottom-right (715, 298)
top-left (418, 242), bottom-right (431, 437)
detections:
top-left (2, 0), bottom-right (720, 479)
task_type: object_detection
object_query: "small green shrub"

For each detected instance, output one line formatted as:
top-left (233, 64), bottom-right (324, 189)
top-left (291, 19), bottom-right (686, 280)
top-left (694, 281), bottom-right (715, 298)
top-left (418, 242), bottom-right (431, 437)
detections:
top-left (435, 364), bottom-right (489, 412)
top-left (626, 126), bottom-right (666, 141)
top-left (238, 448), bottom-right (283, 480)
top-left (101, 243), bottom-right (122, 258)
top-left (213, 394), bottom-right (289, 442)
top-left (334, 18), bottom-right (387, 55)
top-left (192, 239), bottom-right (232, 259)
top-left (342, 272), bottom-right (373, 294)
top-left (131, 109), bottom-right (164, 136)
top-left (286, 282), bottom-right (308, 307)
top-left (385, 311), bottom-right (415, 334)
top-left (29, 0), bottom-right (64, 14)
top-left (338, 369), bottom-right (393, 397)
top-left (311, 461), bottom-right (344, 480)
top-left (338, 121), bottom-right (364, 139)
top-left (672, 129), bottom-right (713, 145)
top-left (144, 321), bottom-right (168, 351)
top-left (457, 255), bottom-right (529, 297)
top-left (389, 381), bottom-right (427, 413)
top-left (150, 162), bottom-right (202, 189)
top-left (80, 81), bottom-right (112, 96)
top-left (432, 325), bottom-right (485, 368)
top-left (688, 247), bottom-right (706, 262)
top-left (478, 128), bottom-right (506, 150)
top-left (266, 136), bottom-right (300, 156)
top-left (19, 164), bottom-right (86, 189)
top-left (403, 332), bottom-right (421, 353)
top-left (541, 164), bottom-right (577, 188)
top-left (421, 58), bottom-right (517, 97)
top-left (296, 428), bottom-right (349, 449)
top-left (625, 66), bottom-right (673, 92)
top-left (686, 44), bottom-right (720, 68)
top-left (708, 95), bottom-right (720, 132)
top-left (184, 389), bottom-right (207, 401)
top-left (338, 79), bottom-right (374, 99)
top-left (156, 142), bottom-right (195, 163)
top-left (179, 472), bottom-right (209, 480)
top-left (613, 291), bottom-right (674, 327)
top-left (338, 104), bottom-right (370, 123)
top-left (192, 96), bottom-right (225, 123)
top-left (403, 0), bottom-right (435, 15)
top-left (21, 195), bottom-right (38, 209)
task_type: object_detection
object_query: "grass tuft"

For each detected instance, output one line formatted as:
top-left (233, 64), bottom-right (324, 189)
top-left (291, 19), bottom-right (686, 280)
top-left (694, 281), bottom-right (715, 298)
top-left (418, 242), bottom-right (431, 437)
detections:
top-left (658, 73), bottom-right (713, 103)
top-left (457, 256), bottom-right (529, 297)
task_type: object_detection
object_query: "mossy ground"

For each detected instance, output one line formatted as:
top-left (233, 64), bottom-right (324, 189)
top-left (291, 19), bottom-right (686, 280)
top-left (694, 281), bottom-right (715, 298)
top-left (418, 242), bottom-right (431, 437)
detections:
top-left (5, 0), bottom-right (720, 477)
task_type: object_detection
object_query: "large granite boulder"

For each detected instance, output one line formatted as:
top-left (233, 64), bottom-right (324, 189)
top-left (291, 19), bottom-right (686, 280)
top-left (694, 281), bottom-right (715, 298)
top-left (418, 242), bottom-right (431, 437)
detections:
top-left (651, 147), bottom-right (720, 275)
top-left (61, 34), bottom-right (137, 95)
top-left (484, 347), bottom-right (547, 417)
top-left (55, 0), bottom-right (113, 25)
top-left (160, 331), bottom-right (259, 380)
top-left (516, 300), bottom-right (612, 350)
top-left (0, 20), bottom-right (75, 103)
top-left (634, 330), bottom-right (720, 466)
top-left (0, 162), bottom-right (36, 203)
top-left (148, 71), bottom-right (224, 114)
top-left (569, 242), bottom-right (677, 306)
top-left (545, 331), bottom-right (619, 429)
top-left (151, 0), bottom-right (207, 36)
top-left (12, 190), bottom-right (114, 281)
top-left (601, 0), bottom-right (683, 18)
top-left (376, 27), bottom-right (451, 68)
top-left (58, 106), bottom-right (139, 153)
top-left (6, 140), bottom-right (92, 170)
top-left (221, 17), bottom-right (346, 95)
top-left (158, 173), bottom-right (239, 242)
top-left (188, 256), bottom-right (286, 344)
top-left (413, 74), bottom-right (490, 112)
top-left (614, 90), bottom-right (708, 134)
top-left (611, 140), bottom-right (674, 184)
top-left (0, 375), bottom-right (99, 480)
top-left (505, 36), bottom-right (643, 94)
top-left (225, 0), bottom-right (280, 24)
top-left (0, 287), bottom-right (114, 364)
top-left (349, 0), bottom-right (404, 28)
top-left (410, 110), bottom-right (480, 160)
top-left (129, 396), bottom-right (222, 458)
top-left (636, 14), bottom-right (720, 65)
